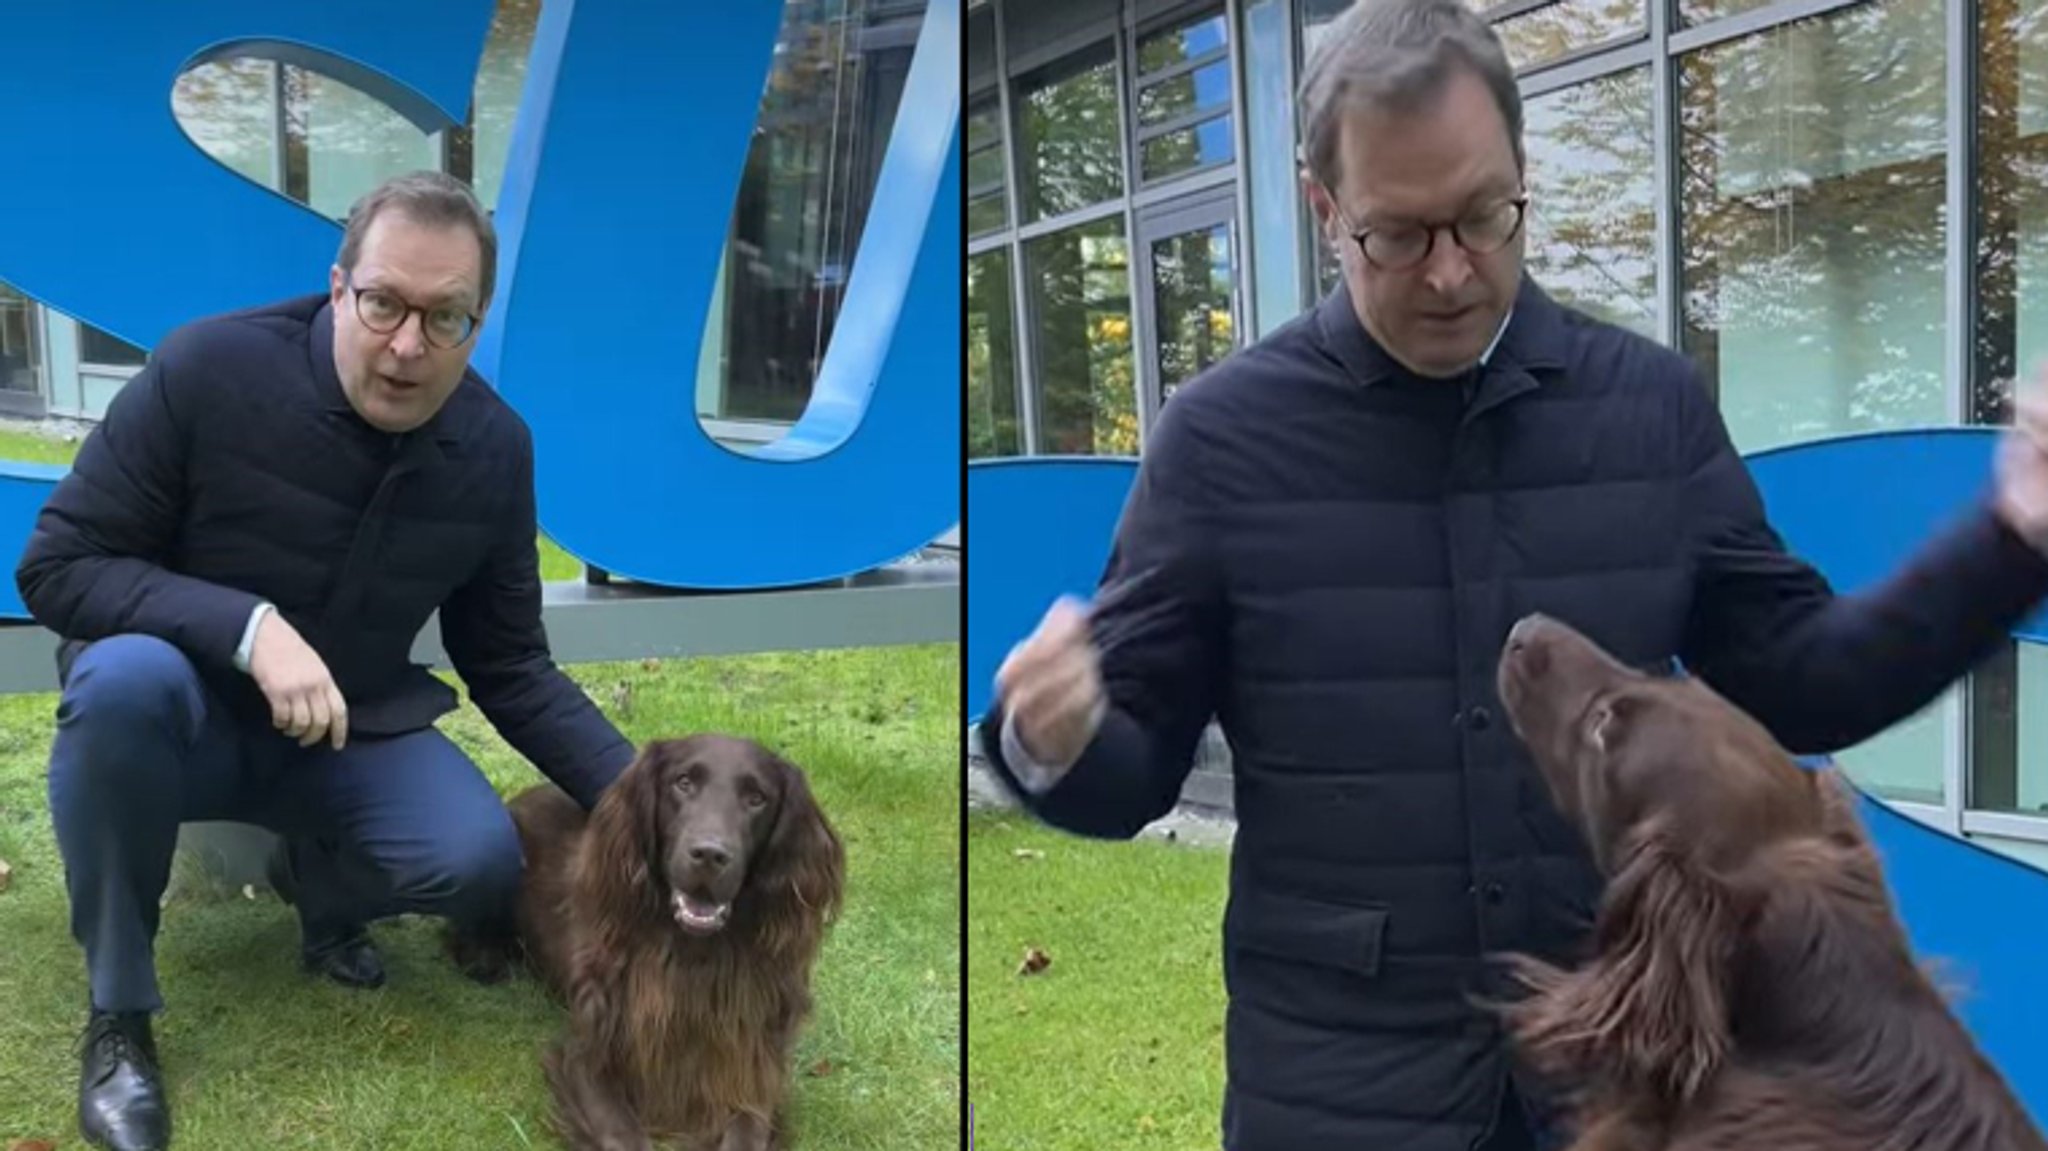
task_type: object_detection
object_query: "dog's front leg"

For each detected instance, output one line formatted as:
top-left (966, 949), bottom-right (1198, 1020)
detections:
top-left (543, 1034), bottom-right (655, 1151)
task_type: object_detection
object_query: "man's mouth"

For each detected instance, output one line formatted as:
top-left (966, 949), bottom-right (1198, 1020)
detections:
top-left (379, 373), bottom-right (421, 393)
top-left (672, 892), bottom-right (731, 935)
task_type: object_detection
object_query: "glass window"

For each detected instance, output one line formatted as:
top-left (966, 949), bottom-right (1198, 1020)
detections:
top-left (1027, 218), bottom-right (1138, 455)
top-left (1523, 69), bottom-right (1657, 338)
top-left (171, 58), bottom-right (277, 188)
top-left (470, 0), bottom-right (540, 212)
top-left (707, 0), bottom-right (924, 423)
top-left (1969, 0), bottom-right (2048, 819)
top-left (1497, 0), bottom-right (1645, 72)
top-left (969, 99), bottom-right (1008, 237)
top-left (1134, 11), bottom-right (1234, 185)
top-left (0, 284), bottom-right (42, 396)
top-left (1149, 222), bottom-right (1237, 401)
top-left (79, 325), bottom-right (147, 368)
top-left (1017, 46), bottom-right (1125, 221)
top-left (1677, 0), bottom-right (1949, 804)
top-left (283, 66), bottom-right (442, 221)
top-left (968, 251), bottom-right (1023, 459)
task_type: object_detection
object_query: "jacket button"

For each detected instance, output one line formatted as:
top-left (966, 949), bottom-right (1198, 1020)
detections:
top-left (1467, 707), bottom-right (1491, 732)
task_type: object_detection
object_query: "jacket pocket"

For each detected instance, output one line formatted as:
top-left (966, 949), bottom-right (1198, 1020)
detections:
top-left (1226, 889), bottom-right (1389, 979)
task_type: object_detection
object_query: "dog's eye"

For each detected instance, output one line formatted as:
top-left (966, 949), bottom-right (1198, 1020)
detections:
top-left (671, 774), bottom-right (697, 796)
top-left (742, 790), bottom-right (767, 810)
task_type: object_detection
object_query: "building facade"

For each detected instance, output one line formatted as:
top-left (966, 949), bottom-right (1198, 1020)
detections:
top-left (0, 0), bottom-right (929, 448)
top-left (967, 0), bottom-right (2048, 863)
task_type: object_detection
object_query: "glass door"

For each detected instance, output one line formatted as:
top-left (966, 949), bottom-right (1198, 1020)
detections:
top-left (1136, 189), bottom-right (1241, 433)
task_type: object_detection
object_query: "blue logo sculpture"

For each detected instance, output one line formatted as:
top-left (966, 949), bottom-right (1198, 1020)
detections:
top-left (0, 0), bottom-right (961, 605)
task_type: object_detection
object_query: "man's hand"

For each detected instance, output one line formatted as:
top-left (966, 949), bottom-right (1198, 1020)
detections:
top-left (994, 597), bottom-right (1107, 775)
top-left (249, 612), bottom-right (348, 749)
top-left (1996, 361), bottom-right (2048, 554)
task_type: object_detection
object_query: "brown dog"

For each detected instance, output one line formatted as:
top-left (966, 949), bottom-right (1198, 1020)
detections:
top-left (1493, 613), bottom-right (2044, 1151)
top-left (451, 735), bottom-right (844, 1151)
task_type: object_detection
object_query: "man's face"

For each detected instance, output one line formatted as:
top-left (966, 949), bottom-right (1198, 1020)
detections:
top-left (328, 210), bottom-right (486, 433)
top-left (1305, 67), bottom-right (1526, 379)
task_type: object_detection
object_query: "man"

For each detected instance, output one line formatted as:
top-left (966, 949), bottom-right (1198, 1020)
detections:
top-left (16, 170), bottom-right (635, 1151)
top-left (981, 1), bottom-right (2048, 1148)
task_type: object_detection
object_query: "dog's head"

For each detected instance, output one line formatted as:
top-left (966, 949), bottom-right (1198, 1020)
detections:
top-left (1493, 613), bottom-right (1860, 1110)
top-left (586, 734), bottom-right (844, 946)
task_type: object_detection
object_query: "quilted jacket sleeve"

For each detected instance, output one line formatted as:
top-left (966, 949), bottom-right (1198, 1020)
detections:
top-left (980, 401), bottom-right (1228, 839)
top-left (437, 420), bottom-right (635, 810)
top-left (15, 336), bottom-right (262, 671)
top-left (1676, 363), bottom-right (2048, 754)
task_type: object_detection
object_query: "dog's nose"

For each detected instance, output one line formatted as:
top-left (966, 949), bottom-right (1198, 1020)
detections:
top-left (689, 843), bottom-right (733, 871)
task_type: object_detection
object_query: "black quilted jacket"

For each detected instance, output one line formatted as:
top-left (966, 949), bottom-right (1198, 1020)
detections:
top-left (16, 294), bottom-right (633, 809)
top-left (981, 276), bottom-right (2048, 1149)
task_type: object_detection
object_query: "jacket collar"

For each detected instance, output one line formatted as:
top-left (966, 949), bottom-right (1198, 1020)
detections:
top-left (1314, 272), bottom-right (1570, 390)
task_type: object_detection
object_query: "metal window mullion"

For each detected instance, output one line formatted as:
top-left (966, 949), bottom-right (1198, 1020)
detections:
top-left (1017, 199), bottom-right (1130, 241)
top-left (1132, 44), bottom-right (1231, 86)
top-left (1650, 0), bottom-right (1678, 348)
top-left (1227, 0), bottom-right (1255, 338)
top-left (1117, 5), bottom-right (1154, 452)
top-left (1947, 0), bottom-right (1978, 828)
top-left (1665, 0), bottom-right (1869, 55)
top-left (1487, 0), bottom-right (1563, 23)
top-left (1517, 38), bottom-right (1654, 96)
top-left (1135, 104), bottom-right (1234, 142)
top-left (992, 0), bottom-right (1039, 455)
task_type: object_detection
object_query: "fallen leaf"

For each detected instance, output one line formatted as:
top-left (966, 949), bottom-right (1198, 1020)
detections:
top-left (242, 884), bottom-right (256, 900)
top-left (11, 1139), bottom-right (58, 1151)
top-left (1138, 1115), bottom-right (1157, 1132)
top-left (1017, 946), bottom-right (1051, 976)
top-left (1012, 848), bottom-right (1045, 861)
top-left (806, 1058), bottom-right (834, 1077)
top-left (0, 858), bottom-right (12, 893)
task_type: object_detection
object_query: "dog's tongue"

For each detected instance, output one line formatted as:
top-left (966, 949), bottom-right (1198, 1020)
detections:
top-left (673, 892), bottom-right (731, 931)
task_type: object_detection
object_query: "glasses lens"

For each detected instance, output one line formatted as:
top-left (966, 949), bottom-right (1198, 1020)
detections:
top-left (1364, 229), bottom-right (1429, 269)
top-left (1461, 202), bottom-right (1524, 253)
top-left (357, 290), bottom-right (404, 330)
top-left (425, 311), bottom-right (472, 347)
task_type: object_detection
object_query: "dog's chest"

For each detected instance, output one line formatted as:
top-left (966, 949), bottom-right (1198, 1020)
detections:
top-left (620, 947), bottom-right (786, 1134)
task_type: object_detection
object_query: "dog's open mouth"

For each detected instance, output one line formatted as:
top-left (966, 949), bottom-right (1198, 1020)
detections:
top-left (673, 892), bottom-right (731, 935)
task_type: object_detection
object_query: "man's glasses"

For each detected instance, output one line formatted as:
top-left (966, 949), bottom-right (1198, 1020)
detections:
top-left (347, 277), bottom-right (478, 349)
top-left (1328, 190), bottom-right (1530, 272)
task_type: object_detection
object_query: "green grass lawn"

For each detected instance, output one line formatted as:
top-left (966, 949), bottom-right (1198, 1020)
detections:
top-left (0, 644), bottom-right (961, 1149)
top-left (967, 808), bottom-right (1230, 1150)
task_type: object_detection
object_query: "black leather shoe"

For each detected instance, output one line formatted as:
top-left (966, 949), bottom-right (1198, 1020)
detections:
top-left (301, 930), bottom-right (387, 989)
top-left (78, 1009), bottom-right (170, 1151)
top-left (267, 839), bottom-right (385, 989)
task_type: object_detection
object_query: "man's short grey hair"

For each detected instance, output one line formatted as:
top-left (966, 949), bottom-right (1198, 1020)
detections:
top-left (1297, 0), bottom-right (1525, 191)
top-left (335, 170), bottom-right (498, 307)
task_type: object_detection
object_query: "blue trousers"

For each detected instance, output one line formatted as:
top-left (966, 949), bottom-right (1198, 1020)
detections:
top-left (47, 634), bottom-right (523, 1013)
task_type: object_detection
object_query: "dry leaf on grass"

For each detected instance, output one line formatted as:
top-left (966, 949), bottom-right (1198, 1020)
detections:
top-left (0, 858), bottom-right (12, 893)
top-left (806, 1059), bottom-right (835, 1077)
top-left (1011, 848), bottom-right (1045, 861)
top-left (10, 1139), bottom-right (58, 1151)
top-left (1017, 946), bottom-right (1051, 976)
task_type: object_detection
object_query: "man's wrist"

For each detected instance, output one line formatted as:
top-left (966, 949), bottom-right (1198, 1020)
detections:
top-left (233, 602), bottom-right (275, 674)
top-left (1001, 712), bottom-right (1068, 794)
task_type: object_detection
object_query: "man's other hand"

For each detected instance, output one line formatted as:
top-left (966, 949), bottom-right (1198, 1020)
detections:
top-left (249, 612), bottom-right (349, 749)
top-left (994, 597), bottom-right (1107, 776)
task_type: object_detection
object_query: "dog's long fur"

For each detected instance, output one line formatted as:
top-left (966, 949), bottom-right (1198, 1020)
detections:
top-left (1493, 614), bottom-right (2046, 1151)
top-left (452, 736), bottom-right (844, 1150)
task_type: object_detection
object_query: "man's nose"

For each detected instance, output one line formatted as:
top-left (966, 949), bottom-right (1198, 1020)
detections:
top-left (1421, 232), bottom-right (1475, 296)
top-left (387, 313), bottom-right (429, 358)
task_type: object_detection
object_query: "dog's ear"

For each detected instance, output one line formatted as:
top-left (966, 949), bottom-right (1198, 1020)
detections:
top-left (580, 743), bottom-right (668, 945)
top-left (754, 750), bottom-right (845, 954)
top-left (1505, 818), bottom-right (1737, 1107)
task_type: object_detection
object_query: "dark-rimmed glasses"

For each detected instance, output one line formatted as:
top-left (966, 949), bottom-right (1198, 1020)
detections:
top-left (1327, 189), bottom-right (1530, 272)
top-left (346, 275), bottom-right (478, 349)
